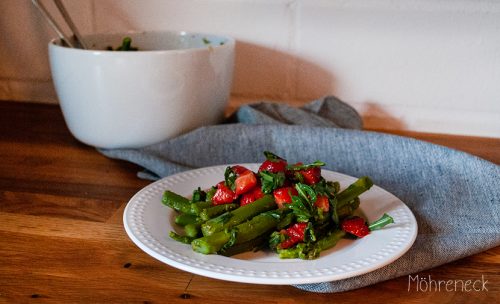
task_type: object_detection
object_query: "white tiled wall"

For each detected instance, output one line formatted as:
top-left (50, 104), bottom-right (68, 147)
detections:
top-left (2, 0), bottom-right (499, 138)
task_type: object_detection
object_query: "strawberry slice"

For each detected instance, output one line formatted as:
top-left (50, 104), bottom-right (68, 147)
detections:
top-left (299, 166), bottom-right (322, 185)
top-left (273, 187), bottom-right (298, 209)
top-left (279, 222), bottom-right (308, 249)
top-left (259, 159), bottom-right (287, 173)
top-left (234, 169), bottom-right (257, 195)
top-left (258, 151), bottom-right (288, 173)
top-left (340, 216), bottom-right (370, 238)
top-left (231, 165), bottom-right (249, 175)
top-left (239, 186), bottom-right (264, 206)
top-left (212, 181), bottom-right (238, 205)
top-left (314, 194), bottom-right (329, 212)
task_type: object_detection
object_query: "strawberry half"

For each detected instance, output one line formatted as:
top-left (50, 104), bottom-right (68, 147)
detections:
top-left (273, 187), bottom-right (298, 208)
top-left (258, 151), bottom-right (288, 173)
top-left (239, 186), bottom-right (264, 206)
top-left (279, 222), bottom-right (308, 249)
top-left (341, 216), bottom-right (370, 238)
top-left (259, 159), bottom-right (287, 173)
top-left (212, 181), bottom-right (238, 205)
top-left (314, 194), bottom-right (330, 212)
top-left (231, 165), bottom-right (249, 175)
top-left (299, 166), bottom-right (322, 185)
top-left (234, 169), bottom-right (257, 195)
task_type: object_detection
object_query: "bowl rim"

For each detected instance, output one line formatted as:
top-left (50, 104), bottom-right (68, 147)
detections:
top-left (49, 30), bottom-right (235, 55)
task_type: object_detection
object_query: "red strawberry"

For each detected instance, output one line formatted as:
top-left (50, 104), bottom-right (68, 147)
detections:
top-left (279, 222), bottom-right (308, 249)
top-left (212, 181), bottom-right (238, 205)
top-left (273, 187), bottom-right (298, 208)
top-left (231, 165), bottom-right (249, 175)
top-left (314, 194), bottom-right (329, 212)
top-left (258, 159), bottom-right (288, 173)
top-left (341, 216), bottom-right (370, 238)
top-left (299, 166), bottom-right (322, 185)
top-left (240, 186), bottom-right (264, 206)
top-left (234, 170), bottom-right (257, 195)
top-left (258, 152), bottom-right (288, 173)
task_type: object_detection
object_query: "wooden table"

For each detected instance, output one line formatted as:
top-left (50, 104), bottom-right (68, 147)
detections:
top-left (0, 101), bottom-right (498, 303)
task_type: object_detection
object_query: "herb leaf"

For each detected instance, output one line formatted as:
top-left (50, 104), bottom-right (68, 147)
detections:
top-left (368, 213), bottom-right (395, 231)
top-left (220, 228), bottom-right (238, 252)
top-left (263, 151), bottom-right (285, 161)
top-left (269, 231), bottom-right (286, 251)
top-left (295, 183), bottom-right (317, 206)
top-left (289, 195), bottom-right (312, 222)
top-left (224, 166), bottom-right (237, 191)
top-left (190, 187), bottom-right (206, 203)
top-left (205, 186), bottom-right (217, 202)
top-left (287, 161), bottom-right (326, 171)
top-left (259, 171), bottom-right (285, 194)
top-left (311, 179), bottom-right (340, 197)
top-left (304, 222), bottom-right (317, 242)
top-left (212, 212), bottom-right (232, 225)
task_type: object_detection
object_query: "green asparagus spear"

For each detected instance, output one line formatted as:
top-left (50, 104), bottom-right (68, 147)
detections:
top-left (199, 203), bottom-right (239, 221)
top-left (314, 229), bottom-right (346, 251)
top-left (174, 213), bottom-right (200, 226)
top-left (192, 210), bottom-right (282, 254)
top-left (336, 176), bottom-right (373, 208)
top-left (169, 231), bottom-right (196, 244)
top-left (184, 223), bottom-right (202, 238)
top-left (191, 229), bottom-right (231, 254)
top-left (189, 201), bottom-right (212, 215)
top-left (115, 37), bottom-right (138, 51)
top-left (277, 229), bottom-right (346, 259)
top-left (327, 181), bottom-right (341, 195)
top-left (162, 190), bottom-right (192, 213)
top-left (337, 197), bottom-right (360, 219)
top-left (162, 190), bottom-right (211, 215)
top-left (201, 195), bottom-right (276, 236)
top-left (329, 176), bottom-right (372, 225)
top-left (220, 235), bottom-right (267, 257)
top-left (276, 211), bottom-right (294, 230)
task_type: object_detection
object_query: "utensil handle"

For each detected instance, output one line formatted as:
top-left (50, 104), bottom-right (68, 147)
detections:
top-left (52, 0), bottom-right (88, 49)
top-left (31, 0), bottom-right (75, 48)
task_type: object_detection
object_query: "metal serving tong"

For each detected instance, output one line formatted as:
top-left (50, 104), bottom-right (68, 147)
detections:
top-left (32, 0), bottom-right (88, 49)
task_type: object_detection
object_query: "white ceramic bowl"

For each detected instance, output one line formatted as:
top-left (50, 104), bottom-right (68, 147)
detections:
top-left (49, 31), bottom-right (235, 149)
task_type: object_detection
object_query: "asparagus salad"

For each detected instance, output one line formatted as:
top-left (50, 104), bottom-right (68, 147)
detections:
top-left (162, 152), bottom-right (394, 260)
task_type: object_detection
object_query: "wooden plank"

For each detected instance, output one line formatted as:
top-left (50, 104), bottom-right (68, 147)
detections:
top-left (0, 212), bottom-right (125, 241)
top-left (0, 231), bottom-right (192, 303)
top-left (0, 191), bottom-right (122, 222)
top-left (0, 142), bottom-right (149, 189)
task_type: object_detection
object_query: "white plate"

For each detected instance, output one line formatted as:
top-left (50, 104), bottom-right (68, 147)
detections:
top-left (123, 164), bottom-right (417, 285)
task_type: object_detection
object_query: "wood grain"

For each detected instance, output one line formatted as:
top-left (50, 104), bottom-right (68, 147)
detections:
top-left (0, 101), bottom-right (498, 303)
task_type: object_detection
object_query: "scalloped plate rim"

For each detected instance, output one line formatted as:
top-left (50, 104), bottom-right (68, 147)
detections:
top-left (123, 164), bottom-right (418, 285)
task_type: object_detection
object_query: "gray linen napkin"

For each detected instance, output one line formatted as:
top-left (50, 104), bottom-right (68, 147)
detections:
top-left (100, 96), bottom-right (500, 293)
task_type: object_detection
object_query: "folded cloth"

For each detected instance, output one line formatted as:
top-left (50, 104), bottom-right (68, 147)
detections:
top-left (100, 96), bottom-right (500, 293)
top-left (227, 96), bottom-right (363, 129)
top-left (101, 96), bottom-right (363, 180)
